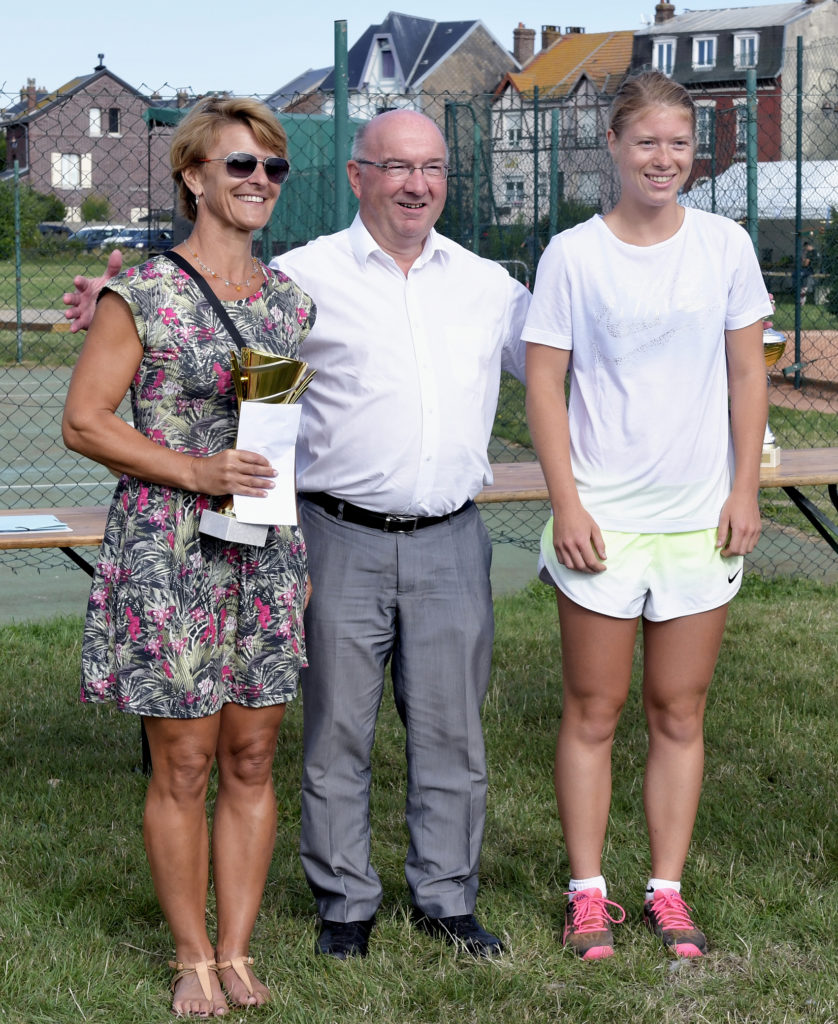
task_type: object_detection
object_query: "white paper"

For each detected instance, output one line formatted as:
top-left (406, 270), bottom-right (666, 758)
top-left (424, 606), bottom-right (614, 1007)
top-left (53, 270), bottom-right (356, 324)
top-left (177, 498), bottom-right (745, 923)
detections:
top-left (233, 401), bottom-right (302, 526)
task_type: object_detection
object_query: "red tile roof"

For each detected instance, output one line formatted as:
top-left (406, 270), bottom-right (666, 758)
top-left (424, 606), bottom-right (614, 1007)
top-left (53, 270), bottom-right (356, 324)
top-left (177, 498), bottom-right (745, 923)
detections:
top-left (499, 30), bottom-right (634, 100)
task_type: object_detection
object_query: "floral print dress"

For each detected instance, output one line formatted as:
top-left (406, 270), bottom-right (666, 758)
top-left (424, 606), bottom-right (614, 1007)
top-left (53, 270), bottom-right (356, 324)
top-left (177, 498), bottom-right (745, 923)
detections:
top-left (80, 256), bottom-right (315, 718)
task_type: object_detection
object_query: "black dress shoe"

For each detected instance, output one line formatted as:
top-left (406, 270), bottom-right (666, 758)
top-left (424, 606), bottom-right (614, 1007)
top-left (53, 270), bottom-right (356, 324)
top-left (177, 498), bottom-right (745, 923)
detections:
top-left (415, 912), bottom-right (505, 958)
top-left (315, 917), bottom-right (375, 959)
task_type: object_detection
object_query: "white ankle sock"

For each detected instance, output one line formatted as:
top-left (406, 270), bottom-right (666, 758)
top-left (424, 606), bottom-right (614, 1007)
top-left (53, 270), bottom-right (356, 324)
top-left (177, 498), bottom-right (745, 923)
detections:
top-left (645, 878), bottom-right (681, 903)
top-left (569, 875), bottom-right (607, 900)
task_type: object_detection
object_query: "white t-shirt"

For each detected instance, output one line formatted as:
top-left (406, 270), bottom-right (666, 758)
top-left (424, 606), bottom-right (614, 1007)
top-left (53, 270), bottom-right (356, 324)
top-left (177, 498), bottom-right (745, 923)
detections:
top-left (522, 208), bottom-right (771, 532)
top-left (272, 214), bottom-right (530, 516)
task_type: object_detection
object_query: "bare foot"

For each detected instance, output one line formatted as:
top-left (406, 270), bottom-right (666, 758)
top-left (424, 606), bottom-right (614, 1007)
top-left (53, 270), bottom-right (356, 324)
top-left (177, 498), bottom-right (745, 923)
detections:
top-left (170, 960), bottom-right (228, 1018)
top-left (215, 955), bottom-right (270, 1007)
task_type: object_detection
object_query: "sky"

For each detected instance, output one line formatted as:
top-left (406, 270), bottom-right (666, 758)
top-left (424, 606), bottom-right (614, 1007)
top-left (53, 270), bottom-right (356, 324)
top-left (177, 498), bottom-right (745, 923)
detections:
top-left (2, 0), bottom-right (786, 101)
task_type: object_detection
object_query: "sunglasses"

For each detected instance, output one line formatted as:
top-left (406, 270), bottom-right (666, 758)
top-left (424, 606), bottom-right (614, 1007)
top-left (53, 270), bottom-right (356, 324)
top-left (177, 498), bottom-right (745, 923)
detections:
top-left (197, 152), bottom-right (290, 184)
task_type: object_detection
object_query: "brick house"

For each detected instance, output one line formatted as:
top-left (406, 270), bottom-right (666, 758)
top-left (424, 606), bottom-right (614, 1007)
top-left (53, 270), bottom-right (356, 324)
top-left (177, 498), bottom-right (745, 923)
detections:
top-left (2, 60), bottom-right (175, 226)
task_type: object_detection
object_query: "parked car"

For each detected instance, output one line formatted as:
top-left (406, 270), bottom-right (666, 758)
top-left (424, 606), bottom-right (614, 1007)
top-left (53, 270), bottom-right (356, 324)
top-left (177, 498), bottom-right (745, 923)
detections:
top-left (37, 222), bottom-right (71, 239)
top-left (67, 225), bottom-right (126, 250)
top-left (108, 227), bottom-right (174, 251)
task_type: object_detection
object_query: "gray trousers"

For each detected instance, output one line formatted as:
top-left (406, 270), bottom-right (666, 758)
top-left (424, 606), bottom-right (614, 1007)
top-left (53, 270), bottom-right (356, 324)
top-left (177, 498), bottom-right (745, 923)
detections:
top-left (299, 499), bottom-right (494, 922)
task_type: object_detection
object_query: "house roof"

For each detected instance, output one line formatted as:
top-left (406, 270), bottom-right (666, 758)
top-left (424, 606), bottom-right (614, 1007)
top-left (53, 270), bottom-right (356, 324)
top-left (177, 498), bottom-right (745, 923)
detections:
top-left (320, 11), bottom-right (509, 91)
top-left (637, 3), bottom-right (811, 35)
top-left (265, 67), bottom-right (331, 110)
top-left (1, 66), bottom-right (147, 123)
top-left (2, 89), bottom-right (50, 118)
top-left (499, 30), bottom-right (635, 100)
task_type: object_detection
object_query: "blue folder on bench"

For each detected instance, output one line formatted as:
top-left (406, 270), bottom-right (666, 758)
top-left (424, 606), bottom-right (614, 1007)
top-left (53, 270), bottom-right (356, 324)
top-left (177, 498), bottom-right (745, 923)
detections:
top-left (0, 514), bottom-right (71, 534)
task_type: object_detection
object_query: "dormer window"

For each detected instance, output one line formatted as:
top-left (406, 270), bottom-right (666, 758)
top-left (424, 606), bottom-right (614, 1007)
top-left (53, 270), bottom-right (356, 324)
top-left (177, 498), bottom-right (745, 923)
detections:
top-left (378, 39), bottom-right (395, 80)
top-left (733, 32), bottom-right (759, 69)
top-left (653, 38), bottom-right (676, 76)
top-left (693, 36), bottom-right (717, 70)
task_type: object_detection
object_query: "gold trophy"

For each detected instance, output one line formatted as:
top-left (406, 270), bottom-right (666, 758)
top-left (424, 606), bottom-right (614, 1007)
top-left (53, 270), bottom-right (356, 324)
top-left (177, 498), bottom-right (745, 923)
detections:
top-left (761, 326), bottom-right (786, 468)
top-left (199, 349), bottom-right (315, 545)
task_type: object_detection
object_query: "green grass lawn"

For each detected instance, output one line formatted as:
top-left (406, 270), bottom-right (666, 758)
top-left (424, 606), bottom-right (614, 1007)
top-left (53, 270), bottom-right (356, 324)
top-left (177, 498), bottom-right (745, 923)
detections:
top-left (1, 577), bottom-right (835, 1023)
top-left (0, 251), bottom-right (146, 310)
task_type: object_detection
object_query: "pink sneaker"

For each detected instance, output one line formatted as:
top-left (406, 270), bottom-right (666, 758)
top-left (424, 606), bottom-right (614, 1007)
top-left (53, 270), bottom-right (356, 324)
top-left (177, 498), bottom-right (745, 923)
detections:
top-left (562, 888), bottom-right (626, 960)
top-left (643, 888), bottom-right (707, 957)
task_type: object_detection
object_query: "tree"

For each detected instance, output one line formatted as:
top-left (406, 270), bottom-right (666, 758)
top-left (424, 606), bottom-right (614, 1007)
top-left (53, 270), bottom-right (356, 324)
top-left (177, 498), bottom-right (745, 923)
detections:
top-left (81, 193), bottom-right (111, 223)
top-left (0, 182), bottom-right (67, 259)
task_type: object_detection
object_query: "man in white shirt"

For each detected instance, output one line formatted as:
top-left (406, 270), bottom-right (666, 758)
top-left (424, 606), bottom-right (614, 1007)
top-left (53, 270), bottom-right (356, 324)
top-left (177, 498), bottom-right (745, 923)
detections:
top-left (62, 109), bottom-right (530, 961)
top-left (275, 110), bottom-right (529, 960)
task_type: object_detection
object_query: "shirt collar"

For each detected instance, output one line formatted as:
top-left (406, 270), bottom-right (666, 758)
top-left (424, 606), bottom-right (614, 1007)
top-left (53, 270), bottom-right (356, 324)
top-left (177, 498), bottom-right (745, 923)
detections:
top-left (349, 212), bottom-right (450, 271)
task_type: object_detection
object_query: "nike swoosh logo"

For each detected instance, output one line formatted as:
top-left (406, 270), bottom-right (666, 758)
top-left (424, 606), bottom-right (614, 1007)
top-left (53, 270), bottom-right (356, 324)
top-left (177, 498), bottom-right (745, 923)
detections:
top-left (728, 568), bottom-right (742, 584)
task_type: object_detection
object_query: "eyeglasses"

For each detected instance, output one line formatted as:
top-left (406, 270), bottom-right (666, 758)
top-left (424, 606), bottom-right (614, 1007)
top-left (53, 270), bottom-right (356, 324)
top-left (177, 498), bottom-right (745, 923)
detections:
top-left (197, 152), bottom-right (291, 184)
top-left (354, 159), bottom-right (449, 181)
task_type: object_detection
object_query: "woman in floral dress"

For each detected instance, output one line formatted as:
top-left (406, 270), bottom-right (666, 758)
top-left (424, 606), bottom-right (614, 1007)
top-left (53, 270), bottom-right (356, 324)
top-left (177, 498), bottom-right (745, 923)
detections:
top-left (63, 96), bottom-right (314, 1017)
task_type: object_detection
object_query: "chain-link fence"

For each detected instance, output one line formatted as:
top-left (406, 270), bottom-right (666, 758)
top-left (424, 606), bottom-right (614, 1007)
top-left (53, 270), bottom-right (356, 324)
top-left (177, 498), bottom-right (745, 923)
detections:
top-left (1, 52), bottom-right (836, 580)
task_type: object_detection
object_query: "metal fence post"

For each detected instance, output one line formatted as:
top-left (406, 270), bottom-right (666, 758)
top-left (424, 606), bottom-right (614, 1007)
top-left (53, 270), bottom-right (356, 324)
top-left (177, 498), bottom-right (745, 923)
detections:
top-left (746, 68), bottom-right (758, 255)
top-left (13, 160), bottom-right (23, 364)
top-left (794, 35), bottom-right (804, 388)
top-left (549, 108), bottom-right (559, 239)
top-left (333, 20), bottom-right (349, 232)
top-left (472, 121), bottom-right (481, 254)
top-left (531, 86), bottom-right (540, 270)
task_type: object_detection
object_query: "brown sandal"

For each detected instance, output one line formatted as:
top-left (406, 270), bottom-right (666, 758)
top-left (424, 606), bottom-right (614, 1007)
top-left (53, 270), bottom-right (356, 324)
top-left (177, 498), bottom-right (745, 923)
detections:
top-left (215, 955), bottom-right (255, 998)
top-left (168, 958), bottom-right (219, 1007)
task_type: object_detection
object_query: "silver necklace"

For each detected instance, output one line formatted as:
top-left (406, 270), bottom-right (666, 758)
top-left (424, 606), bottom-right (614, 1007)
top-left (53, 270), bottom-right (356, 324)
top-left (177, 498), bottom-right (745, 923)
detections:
top-left (191, 250), bottom-right (262, 291)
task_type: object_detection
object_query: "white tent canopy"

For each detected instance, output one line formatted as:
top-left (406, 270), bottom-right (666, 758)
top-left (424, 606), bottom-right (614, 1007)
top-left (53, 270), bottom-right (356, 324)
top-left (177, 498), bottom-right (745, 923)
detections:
top-left (681, 160), bottom-right (838, 220)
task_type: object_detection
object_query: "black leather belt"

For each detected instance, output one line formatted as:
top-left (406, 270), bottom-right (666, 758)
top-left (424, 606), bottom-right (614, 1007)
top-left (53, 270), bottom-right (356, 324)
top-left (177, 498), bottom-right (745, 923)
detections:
top-left (300, 492), bottom-right (472, 533)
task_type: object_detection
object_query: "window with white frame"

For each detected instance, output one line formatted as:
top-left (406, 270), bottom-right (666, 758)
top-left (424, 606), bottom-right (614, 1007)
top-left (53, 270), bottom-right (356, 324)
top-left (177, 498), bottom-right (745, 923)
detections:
top-left (653, 38), bottom-right (676, 76)
top-left (505, 176), bottom-right (525, 206)
top-left (733, 33), bottom-right (759, 68)
top-left (505, 112), bottom-right (523, 148)
top-left (692, 36), bottom-right (717, 69)
top-left (734, 100), bottom-right (749, 153)
top-left (695, 102), bottom-right (716, 156)
top-left (50, 152), bottom-right (93, 189)
top-left (89, 107), bottom-right (121, 136)
top-left (571, 172), bottom-right (600, 207)
top-left (576, 106), bottom-right (598, 146)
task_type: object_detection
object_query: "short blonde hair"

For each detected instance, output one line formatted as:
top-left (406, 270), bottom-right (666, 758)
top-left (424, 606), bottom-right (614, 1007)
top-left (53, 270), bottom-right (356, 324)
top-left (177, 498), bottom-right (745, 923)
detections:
top-left (609, 71), bottom-right (695, 139)
top-left (170, 95), bottom-right (288, 221)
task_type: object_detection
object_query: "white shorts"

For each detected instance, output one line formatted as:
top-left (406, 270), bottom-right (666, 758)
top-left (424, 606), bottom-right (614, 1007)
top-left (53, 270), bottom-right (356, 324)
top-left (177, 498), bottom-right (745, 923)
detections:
top-left (537, 519), bottom-right (743, 622)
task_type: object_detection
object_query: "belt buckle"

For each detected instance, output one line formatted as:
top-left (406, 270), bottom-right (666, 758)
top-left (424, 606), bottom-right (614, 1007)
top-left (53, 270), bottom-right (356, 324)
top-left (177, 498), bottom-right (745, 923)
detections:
top-left (384, 513), bottom-right (418, 533)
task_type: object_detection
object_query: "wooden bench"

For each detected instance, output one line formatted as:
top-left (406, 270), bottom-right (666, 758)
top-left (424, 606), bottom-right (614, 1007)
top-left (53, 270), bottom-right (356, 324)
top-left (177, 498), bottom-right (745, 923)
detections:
top-left (475, 447), bottom-right (838, 555)
top-left (0, 307), bottom-right (71, 333)
top-left (2, 449), bottom-right (837, 565)
top-left (2, 450), bottom-right (836, 776)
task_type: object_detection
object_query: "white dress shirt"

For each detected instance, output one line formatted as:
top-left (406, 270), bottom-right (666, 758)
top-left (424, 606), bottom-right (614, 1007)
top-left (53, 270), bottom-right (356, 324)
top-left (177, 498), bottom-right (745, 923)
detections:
top-left (272, 214), bottom-right (530, 516)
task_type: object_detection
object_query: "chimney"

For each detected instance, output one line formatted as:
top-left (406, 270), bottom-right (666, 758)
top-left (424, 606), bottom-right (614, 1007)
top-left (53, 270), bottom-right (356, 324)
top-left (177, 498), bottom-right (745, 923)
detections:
top-left (541, 24), bottom-right (562, 50)
top-left (655, 2), bottom-right (676, 23)
top-left (176, 89), bottom-right (189, 109)
top-left (513, 22), bottom-right (536, 64)
top-left (24, 77), bottom-right (37, 111)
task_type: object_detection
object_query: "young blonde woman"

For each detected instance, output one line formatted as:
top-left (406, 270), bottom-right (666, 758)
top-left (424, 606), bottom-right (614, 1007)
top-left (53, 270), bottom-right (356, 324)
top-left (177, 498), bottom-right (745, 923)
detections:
top-left (524, 71), bottom-right (771, 960)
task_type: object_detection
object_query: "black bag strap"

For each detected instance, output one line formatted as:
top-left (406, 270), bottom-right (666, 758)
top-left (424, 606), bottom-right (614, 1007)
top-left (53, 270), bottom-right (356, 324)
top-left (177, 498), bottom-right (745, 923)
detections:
top-left (163, 250), bottom-right (249, 352)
